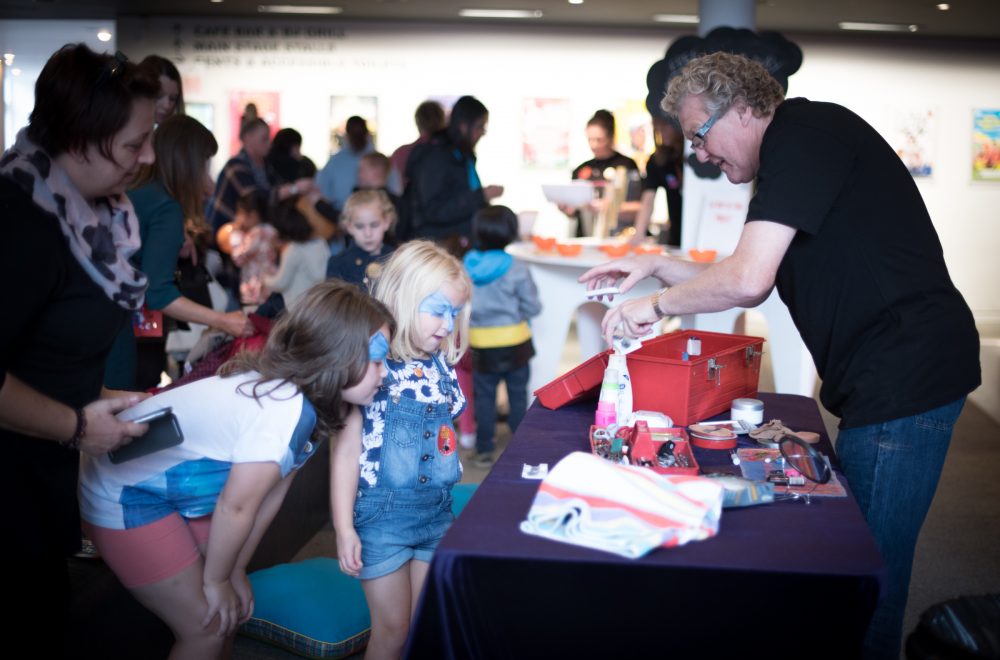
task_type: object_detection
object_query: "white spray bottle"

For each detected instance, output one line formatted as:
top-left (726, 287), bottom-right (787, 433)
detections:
top-left (607, 353), bottom-right (633, 426)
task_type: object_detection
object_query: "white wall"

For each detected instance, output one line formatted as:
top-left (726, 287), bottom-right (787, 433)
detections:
top-left (8, 17), bottom-right (998, 324)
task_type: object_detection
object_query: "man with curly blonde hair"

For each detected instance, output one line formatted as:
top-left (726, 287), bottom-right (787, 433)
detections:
top-left (582, 51), bottom-right (980, 660)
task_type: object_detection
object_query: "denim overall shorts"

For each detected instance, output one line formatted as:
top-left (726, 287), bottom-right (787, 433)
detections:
top-left (354, 355), bottom-right (460, 580)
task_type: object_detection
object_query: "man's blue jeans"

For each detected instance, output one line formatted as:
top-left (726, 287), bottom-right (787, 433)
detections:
top-left (836, 397), bottom-right (966, 660)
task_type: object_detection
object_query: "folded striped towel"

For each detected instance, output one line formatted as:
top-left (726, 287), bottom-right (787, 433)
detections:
top-left (519, 452), bottom-right (724, 559)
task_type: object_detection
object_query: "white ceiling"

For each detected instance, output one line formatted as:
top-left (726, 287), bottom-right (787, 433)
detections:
top-left (2, 0), bottom-right (1000, 41)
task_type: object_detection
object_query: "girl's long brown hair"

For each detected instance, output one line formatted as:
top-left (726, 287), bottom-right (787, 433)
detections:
top-left (219, 280), bottom-right (395, 439)
top-left (132, 114), bottom-right (217, 246)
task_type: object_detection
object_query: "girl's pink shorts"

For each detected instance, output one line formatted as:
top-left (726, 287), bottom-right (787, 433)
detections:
top-left (83, 514), bottom-right (213, 588)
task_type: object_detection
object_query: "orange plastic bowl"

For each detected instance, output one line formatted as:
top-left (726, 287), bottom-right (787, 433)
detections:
top-left (599, 243), bottom-right (631, 258)
top-left (688, 248), bottom-right (718, 263)
top-left (556, 243), bottom-right (583, 257)
top-left (532, 235), bottom-right (557, 251)
top-left (634, 245), bottom-right (663, 255)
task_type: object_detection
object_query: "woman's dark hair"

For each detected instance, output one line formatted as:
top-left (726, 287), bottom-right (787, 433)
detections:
top-left (271, 196), bottom-right (313, 242)
top-left (236, 190), bottom-right (270, 224)
top-left (140, 54), bottom-right (185, 116)
top-left (266, 128), bottom-right (305, 183)
top-left (414, 100), bottom-right (446, 135)
top-left (132, 115), bottom-right (218, 245)
top-left (587, 109), bottom-right (616, 139)
top-left (345, 116), bottom-right (369, 153)
top-left (219, 280), bottom-right (396, 437)
top-left (472, 205), bottom-right (518, 251)
top-left (28, 44), bottom-right (159, 161)
top-left (270, 128), bottom-right (303, 156)
top-left (447, 95), bottom-right (489, 155)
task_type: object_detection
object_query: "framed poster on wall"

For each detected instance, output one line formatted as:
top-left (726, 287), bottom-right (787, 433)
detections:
top-left (973, 109), bottom-right (1000, 182)
top-left (891, 107), bottom-right (937, 178)
top-left (229, 91), bottom-right (280, 157)
top-left (522, 98), bottom-right (570, 169)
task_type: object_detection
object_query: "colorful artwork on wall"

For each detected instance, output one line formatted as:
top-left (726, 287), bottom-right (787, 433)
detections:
top-left (973, 109), bottom-right (1000, 182)
top-left (615, 99), bottom-right (653, 174)
top-left (328, 96), bottom-right (378, 154)
top-left (521, 98), bottom-right (571, 169)
top-left (891, 107), bottom-right (937, 178)
top-left (229, 91), bottom-right (280, 157)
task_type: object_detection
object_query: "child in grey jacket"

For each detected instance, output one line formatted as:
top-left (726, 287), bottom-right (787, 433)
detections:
top-left (463, 206), bottom-right (541, 467)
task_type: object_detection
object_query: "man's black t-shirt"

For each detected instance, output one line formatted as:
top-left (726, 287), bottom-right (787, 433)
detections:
top-left (747, 98), bottom-right (980, 428)
top-left (572, 151), bottom-right (638, 182)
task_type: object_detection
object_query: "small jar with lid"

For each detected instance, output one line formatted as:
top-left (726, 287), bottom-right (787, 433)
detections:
top-left (731, 397), bottom-right (764, 426)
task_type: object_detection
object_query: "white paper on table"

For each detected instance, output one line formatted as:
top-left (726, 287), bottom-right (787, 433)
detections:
top-left (542, 182), bottom-right (594, 207)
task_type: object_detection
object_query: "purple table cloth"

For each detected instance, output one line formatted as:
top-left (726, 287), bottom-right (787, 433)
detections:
top-left (406, 393), bottom-right (885, 659)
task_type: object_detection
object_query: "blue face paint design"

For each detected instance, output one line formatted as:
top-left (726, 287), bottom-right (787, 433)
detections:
top-left (419, 290), bottom-right (462, 334)
top-left (369, 330), bottom-right (389, 363)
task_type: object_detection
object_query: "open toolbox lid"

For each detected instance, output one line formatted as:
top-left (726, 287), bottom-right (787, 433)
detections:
top-left (534, 329), bottom-right (765, 425)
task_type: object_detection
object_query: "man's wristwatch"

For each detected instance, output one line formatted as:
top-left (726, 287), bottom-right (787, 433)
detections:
top-left (650, 289), bottom-right (669, 320)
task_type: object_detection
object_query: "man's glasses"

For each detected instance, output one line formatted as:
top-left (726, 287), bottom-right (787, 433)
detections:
top-left (690, 109), bottom-right (723, 151)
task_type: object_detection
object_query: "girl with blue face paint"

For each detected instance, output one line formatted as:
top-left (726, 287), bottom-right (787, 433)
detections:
top-left (330, 241), bottom-right (471, 660)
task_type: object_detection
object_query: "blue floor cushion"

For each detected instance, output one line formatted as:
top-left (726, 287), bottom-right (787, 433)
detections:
top-left (451, 482), bottom-right (477, 516)
top-left (241, 485), bottom-right (477, 658)
top-left (241, 558), bottom-right (370, 659)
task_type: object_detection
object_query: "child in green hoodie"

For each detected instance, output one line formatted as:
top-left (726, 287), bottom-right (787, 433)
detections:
top-left (462, 206), bottom-right (542, 467)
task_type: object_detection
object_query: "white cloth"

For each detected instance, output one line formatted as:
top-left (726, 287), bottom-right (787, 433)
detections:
top-left (519, 452), bottom-right (724, 559)
top-left (79, 373), bottom-right (315, 529)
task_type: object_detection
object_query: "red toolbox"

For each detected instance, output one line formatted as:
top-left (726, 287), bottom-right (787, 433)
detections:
top-left (535, 330), bottom-right (764, 426)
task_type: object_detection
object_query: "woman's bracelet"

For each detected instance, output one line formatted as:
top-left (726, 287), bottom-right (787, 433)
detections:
top-left (650, 289), bottom-right (669, 320)
top-left (62, 407), bottom-right (86, 450)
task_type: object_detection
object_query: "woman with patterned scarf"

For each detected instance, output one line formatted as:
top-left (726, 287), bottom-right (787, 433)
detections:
top-left (0, 44), bottom-right (160, 650)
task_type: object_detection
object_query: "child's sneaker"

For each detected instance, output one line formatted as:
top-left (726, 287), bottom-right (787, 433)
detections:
top-left (460, 432), bottom-right (477, 450)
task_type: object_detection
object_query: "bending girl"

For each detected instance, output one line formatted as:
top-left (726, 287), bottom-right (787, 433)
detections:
top-left (80, 281), bottom-right (394, 660)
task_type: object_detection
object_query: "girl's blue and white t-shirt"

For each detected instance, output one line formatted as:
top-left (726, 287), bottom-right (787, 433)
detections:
top-left (79, 373), bottom-right (317, 530)
top-left (359, 353), bottom-right (465, 488)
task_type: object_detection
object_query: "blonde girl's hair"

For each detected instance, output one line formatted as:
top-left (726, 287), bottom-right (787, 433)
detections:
top-left (370, 240), bottom-right (471, 364)
top-left (341, 189), bottom-right (397, 233)
top-left (219, 280), bottom-right (395, 439)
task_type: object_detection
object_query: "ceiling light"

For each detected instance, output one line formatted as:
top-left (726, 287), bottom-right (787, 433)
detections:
top-left (97, 28), bottom-right (113, 42)
top-left (11, 68), bottom-right (21, 76)
top-left (936, 3), bottom-right (950, 10)
top-left (568, 0), bottom-right (584, 5)
top-left (839, 21), bottom-right (919, 33)
top-left (3, 52), bottom-right (14, 66)
top-left (258, 5), bottom-right (343, 14)
top-left (653, 14), bottom-right (699, 24)
top-left (459, 9), bottom-right (544, 19)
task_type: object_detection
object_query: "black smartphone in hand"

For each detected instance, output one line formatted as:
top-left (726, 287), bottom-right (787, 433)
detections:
top-left (109, 407), bottom-right (184, 464)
